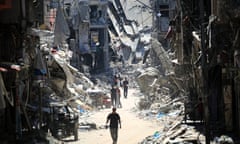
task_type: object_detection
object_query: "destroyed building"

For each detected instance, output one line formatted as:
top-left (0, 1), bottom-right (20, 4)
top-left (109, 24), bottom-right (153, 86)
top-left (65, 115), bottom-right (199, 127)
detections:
top-left (0, 0), bottom-right (141, 143)
top-left (0, 0), bottom-right (107, 143)
top-left (64, 0), bottom-right (109, 73)
top-left (2, 0), bottom-right (240, 143)
top-left (149, 0), bottom-right (240, 142)
top-left (0, 1), bottom-right (46, 143)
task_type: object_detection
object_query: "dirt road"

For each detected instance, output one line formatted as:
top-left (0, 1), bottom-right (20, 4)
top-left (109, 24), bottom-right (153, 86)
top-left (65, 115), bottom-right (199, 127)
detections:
top-left (66, 88), bottom-right (160, 144)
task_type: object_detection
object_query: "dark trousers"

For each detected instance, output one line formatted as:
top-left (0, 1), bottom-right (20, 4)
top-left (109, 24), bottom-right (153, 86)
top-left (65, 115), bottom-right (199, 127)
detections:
top-left (111, 96), bottom-right (116, 107)
top-left (110, 128), bottom-right (118, 144)
top-left (123, 86), bottom-right (128, 98)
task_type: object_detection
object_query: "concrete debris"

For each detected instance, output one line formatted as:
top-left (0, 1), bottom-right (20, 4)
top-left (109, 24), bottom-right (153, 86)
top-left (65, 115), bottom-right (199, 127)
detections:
top-left (86, 88), bottom-right (111, 109)
top-left (151, 39), bottom-right (174, 75)
top-left (133, 38), bottom-right (205, 143)
top-left (214, 135), bottom-right (234, 144)
top-left (79, 123), bottom-right (97, 130)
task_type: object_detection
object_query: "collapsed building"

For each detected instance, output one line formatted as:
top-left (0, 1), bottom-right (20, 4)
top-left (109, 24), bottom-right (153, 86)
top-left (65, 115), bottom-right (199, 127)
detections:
top-left (64, 0), bottom-right (109, 73)
top-left (0, 0), bottom-right (108, 143)
top-left (142, 0), bottom-right (240, 143)
top-left (178, 0), bottom-right (240, 138)
top-left (0, 0), bottom-right (152, 143)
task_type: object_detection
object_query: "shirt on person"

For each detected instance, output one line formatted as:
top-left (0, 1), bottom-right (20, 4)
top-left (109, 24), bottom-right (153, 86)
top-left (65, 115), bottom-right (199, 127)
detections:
top-left (123, 80), bottom-right (128, 87)
top-left (111, 88), bottom-right (117, 97)
top-left (107, 113), bottom-right (120, 128)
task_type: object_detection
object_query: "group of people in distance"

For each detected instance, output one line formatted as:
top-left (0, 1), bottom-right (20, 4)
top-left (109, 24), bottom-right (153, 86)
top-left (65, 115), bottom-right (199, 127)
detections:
top-left (110, 74), bottom-right (129, 108)
top-left (106, 74), bottom-right (129, 144)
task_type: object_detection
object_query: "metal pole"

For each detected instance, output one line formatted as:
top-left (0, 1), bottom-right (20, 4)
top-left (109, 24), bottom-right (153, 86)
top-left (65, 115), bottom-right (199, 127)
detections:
top-left (199, 0), bottom-right (210, 143)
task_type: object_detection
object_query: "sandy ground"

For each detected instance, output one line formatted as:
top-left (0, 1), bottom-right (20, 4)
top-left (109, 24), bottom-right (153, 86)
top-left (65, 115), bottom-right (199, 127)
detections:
top-left (65, 88), bottom-right (160, 144)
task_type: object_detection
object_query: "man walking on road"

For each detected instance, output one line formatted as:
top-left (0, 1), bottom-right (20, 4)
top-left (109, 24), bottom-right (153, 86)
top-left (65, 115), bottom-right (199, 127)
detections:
top-left (123, 77), bottom-right (129, 98)
top-left (106, 107), bottom-right (121, 144)
top-left (116, 87), bottom-right (122, 108)
top-left (111, 85), bottom-right (117, 107)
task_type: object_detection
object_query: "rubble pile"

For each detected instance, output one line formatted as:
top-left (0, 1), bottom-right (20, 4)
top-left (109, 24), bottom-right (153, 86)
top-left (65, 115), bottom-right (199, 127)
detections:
top-left (140, 122), bottom-right (202, 144)
top-left (131, 38), bottom-right (207, 143)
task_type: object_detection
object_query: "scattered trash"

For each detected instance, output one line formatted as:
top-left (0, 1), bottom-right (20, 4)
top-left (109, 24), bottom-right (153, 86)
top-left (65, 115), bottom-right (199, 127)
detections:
top-left (157, 112), bottom-right (165, 119)
top-left (153, 131), bottom-right (161, 139)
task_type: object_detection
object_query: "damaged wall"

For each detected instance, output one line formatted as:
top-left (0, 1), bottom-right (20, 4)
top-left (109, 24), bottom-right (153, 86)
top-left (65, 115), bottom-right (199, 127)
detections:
top-left (154, 0), bottom-right (240, 138)
top-left (179, 0), bottom-right (240, 137)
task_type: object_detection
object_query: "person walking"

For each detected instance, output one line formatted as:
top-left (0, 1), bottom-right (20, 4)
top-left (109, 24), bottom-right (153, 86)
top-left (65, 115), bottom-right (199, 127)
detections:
top-left (110, 85), bottom-right (117, 107)
top-left (116, 87), bottom-right (122, 108)
top-left (123, 77), bottom-right (129, 98)
top-left (113, 74), bottom-right (121, 88)
top-left (106, 107), bottom-right (121, 144)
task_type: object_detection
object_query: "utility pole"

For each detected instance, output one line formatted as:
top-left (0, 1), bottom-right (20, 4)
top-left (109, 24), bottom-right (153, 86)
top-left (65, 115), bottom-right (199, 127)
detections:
top-left (199, 0), bottom-right (210, 144)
